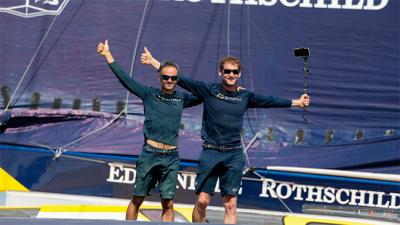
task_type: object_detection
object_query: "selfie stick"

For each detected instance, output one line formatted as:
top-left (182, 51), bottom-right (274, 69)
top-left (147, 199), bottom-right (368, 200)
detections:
top-left (294, 47), bottom-right (310, 122)
top-left (303, 56), bottom-right (309, 121)
top-left (303, 57), bottom-right (309, 95)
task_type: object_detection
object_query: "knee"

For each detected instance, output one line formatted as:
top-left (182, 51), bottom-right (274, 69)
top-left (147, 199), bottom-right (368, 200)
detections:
top-left (162, 200), bottom-right (174, 211)
top-left (223, 197), bottom-right (237, 212)
top-left (131, 196), bottom-right (144, 207)
top-left (224, 201), bottom-right (236, 211)
top-left (197, 196), bottom-right (210, 209)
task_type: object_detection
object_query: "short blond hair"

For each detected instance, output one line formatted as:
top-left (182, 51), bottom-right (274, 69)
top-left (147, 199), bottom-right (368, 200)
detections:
top-left (219, 56), bottom-right (241, 72)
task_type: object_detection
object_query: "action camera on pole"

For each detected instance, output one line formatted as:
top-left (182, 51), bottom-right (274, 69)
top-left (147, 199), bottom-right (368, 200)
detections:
top-left (294, 47), bottom-right (310, 58)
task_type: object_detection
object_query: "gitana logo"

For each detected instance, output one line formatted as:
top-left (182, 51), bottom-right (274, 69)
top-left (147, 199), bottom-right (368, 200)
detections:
top-left (0, 0), bottom-right (70, 18)
top-left (216, 93), bottom-right (225, 100)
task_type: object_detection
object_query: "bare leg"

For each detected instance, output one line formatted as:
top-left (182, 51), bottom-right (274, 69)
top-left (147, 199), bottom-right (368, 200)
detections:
top-left (223, 195), bottom-right (237, 224)
top-left (161, 198), bottom-right (174, 222)
top-left (192, 192), bottom-right (211, 223)
top-left (125, 196), bottom-right (144, 220)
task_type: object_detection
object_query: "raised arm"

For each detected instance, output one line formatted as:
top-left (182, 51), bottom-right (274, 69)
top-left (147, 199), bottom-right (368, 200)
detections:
top-left (248, 93), bottom-right (310, 108)
top-left (291, 94), bottom-right (310, 108)
top-left (97, 40), bottom-right (115, 64)
top-left (97, 40), bottom-right (150, 99)
top-left (183, 94), bottom-right (203, 108)
top-left (140, 46), bottom-right (160, 70)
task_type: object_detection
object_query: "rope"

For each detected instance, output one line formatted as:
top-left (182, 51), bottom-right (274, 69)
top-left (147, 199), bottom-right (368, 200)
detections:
top-left (58, 109), bottom-right (126, 153)
top-left (252, 169), bottom-right (293, 213)
top-left (244, 4), bottom-right (257, 135)
top-left (125, 0), bottom-right (151, 114)
top-left (240, 132), bottom-right (251, 167)
top-left (241, 131), bottom-right (294, 213)
top-left (12, 0), bottom-right (87, 106)
top-left (30, 109), bottom-right (126, 160)
top-left (3, 14), bottom-right (59, 112)
top-left (30, 141), bottom-right (107, 163)
top-left (241, 133), bottom-right (293, 213)
top-left (303, 57), bottom-right (309, 95)
top-left (227, 0), bottom-right (231, 55)
top-left (302, 57), bottom-right (309, 122)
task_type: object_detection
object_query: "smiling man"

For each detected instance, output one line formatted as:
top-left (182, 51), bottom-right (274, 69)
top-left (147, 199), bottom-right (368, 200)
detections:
top-left (97, 41), bottom-right (201, 222)
top-left (141, 49), bottom-right (310, 224)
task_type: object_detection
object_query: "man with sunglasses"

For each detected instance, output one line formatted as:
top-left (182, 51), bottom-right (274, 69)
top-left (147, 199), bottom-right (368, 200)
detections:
top-left (141, 48), bottom-right (310, 224)
top-left (97, 40), bottom-right (201, 222)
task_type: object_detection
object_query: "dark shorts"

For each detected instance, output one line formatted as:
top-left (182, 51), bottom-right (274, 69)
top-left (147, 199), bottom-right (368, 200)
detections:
top-left (195, 145), bottom-right (245, 197)
top-left (133, 144), bottom-right (179, 199)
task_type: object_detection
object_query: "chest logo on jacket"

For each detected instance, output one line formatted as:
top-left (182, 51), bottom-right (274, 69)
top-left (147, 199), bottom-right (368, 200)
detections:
top-left (157, 95), bottom-right (182, 102)
top-left (216, 93), bottom-right (242, 102)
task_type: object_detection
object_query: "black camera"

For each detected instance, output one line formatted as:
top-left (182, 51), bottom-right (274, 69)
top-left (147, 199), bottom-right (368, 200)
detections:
top-left (294, 48), bottom-right (310, 58)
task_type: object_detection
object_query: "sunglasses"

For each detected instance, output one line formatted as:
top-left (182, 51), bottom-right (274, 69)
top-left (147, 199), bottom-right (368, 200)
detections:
top-left (160, 74), bottom-right (178, 81)
top-left (223, 69), bottom-right (240, 75)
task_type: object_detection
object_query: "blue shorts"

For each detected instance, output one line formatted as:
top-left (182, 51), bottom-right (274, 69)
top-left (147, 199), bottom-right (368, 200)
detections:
top-left (134, 144), bottom-right (179, 199)
top-left (195, 146), bottom-right (245, 197)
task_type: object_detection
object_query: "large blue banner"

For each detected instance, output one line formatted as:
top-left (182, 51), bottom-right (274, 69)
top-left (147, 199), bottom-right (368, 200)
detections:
top-left (0, 0), bottom-right (399, 172)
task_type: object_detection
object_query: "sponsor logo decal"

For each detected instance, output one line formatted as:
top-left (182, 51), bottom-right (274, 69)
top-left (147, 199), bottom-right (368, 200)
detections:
top-left (259, 178), bottom-right (400, 209)
top-left (0, 0), bottom-right (70, 18)
top-left (107, 163), bottom-right (400, 209)
top-left (216, 93), bottom-right (242, 101)
top-left (170, 0), bottom-right (389, 11)
top-left (107, 163), bottom-right (242, 193)
top-left (156, 95), bottom-right (183, 102)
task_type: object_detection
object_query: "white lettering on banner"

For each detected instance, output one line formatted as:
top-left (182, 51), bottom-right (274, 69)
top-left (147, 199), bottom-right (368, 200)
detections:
top-left (336, 189), bottom-right (350, 204)
top-left (123, 167), bottom-right (136, 184)
top-left (107, 164), bottom-right (399, 209)
top-left (376, 191), bottom-right (390, 208)
top-left (292, 184), bottom-right (306, 200)
top-left (259, 178), bottom-right (400, 209)
top-left (193, 0), bottom-right (390, 10)
top-left (107, 163), bottom-right (136, 184)
top-left (349, 189), bottom-right (367, 206)
top-left (323, 187), bottom-right (336, 203)
top-left (390, 193), bottom-right (400, 209)
top-left (0, 0), bottom-right (389, 18)
top-left (107, 163), bottom-right (198, 191)
top-left (306, 185), bottom-right (324, 203)
top-left (176, 173), bottom-right (196, 190)
top-left (280, 0), bottom-right (301, 7)
top-left (107, 163), bottom-right (246, 193)
top-left (215, 178), bottom-right (221, 192)
top-left (276, 182), bottom-right (292, 199)
top-left (366, 190), bottom-right (376, 207)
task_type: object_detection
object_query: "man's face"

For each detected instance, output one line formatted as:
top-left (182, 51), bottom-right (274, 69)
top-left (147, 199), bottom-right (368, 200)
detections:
top-left (159, 66), bottom-right (178, 92)
top-left (219, 62), bottom-right (241, 86)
